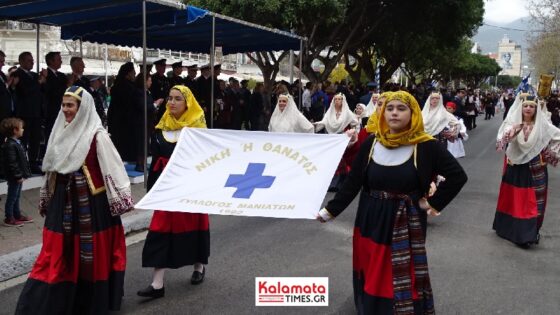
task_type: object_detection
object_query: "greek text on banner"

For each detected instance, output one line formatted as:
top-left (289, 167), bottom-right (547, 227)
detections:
top-left (134, 128), bottom-right (349, 219)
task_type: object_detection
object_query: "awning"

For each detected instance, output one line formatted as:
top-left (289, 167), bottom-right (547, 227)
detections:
top-left (0, 1), bottom-right (304, 54)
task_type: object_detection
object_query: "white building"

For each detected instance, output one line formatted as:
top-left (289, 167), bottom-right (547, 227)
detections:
top-left (497, 35), bottom-right (522, 77)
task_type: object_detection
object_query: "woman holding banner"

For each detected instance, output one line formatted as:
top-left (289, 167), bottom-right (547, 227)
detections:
top-left (317, 91), bottom-right (467, 314)
top-left (268, 93), bottom-right (314, 133)
top-left (137, 85), bottom-right (210, 299)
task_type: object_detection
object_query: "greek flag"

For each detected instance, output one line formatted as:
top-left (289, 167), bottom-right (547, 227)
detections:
top-left (515, 72), bottom-right (534, 95)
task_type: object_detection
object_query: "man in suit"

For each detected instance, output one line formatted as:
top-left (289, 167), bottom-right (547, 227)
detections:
top-left (68, 56), bottom-right (91, 93)
top-left (43, 51), bottom-right (68, 143)
top-left (13, 52), bottom-right (45, 173)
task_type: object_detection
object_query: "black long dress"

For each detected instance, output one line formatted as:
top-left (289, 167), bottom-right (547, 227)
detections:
top-left (141, 130), bottom-right (210, 268)
top-left (16, 139), bottom-right (126, 315)
top-left (326, 137), bottom-right (467, 314)
top-left (493, 154), bottom-right (548, 245)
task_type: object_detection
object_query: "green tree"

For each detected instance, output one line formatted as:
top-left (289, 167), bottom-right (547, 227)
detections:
top-left (186, 0), bottom-right (484, 89)
top-left (355, 0), bottom-right (485, 84)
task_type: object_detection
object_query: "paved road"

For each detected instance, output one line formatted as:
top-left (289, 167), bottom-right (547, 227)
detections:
top-left (1, 116), bottom-right (559, 314)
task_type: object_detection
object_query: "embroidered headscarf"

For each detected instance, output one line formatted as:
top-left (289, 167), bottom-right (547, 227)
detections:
top-left (377, 90), bottom-right (434, 148)
top-left (269, 94), bottom-right (314, 133)
top-left (365, 92), bottom-right (392, 134)
top-left (422, 92), bottom-right (459, 136)
top-left (43, 86), bottom-right (105, 174)
top-left (315, 93), bottom-right (358, 134)
top-left (41, 86), bottom-right (133, 215)
top-left (497, 93), bottom-right (560, 164)
top-left (155, 85), bottom-right (207, 131)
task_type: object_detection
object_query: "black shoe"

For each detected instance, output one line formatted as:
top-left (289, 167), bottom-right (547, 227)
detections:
top-left (137, 285), bottom-right (165, 298)
top-left (515, 242), bottom-right (531, 249)
top-left (191, 266), bottom-right (205, 285)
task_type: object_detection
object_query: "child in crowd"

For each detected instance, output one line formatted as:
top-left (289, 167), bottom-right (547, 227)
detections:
top-left (1, 118), bottom-right (33, 226)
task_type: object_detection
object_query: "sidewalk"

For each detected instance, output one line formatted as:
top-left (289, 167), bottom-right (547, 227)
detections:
top-left (0, 182), bottom-right (152, 282)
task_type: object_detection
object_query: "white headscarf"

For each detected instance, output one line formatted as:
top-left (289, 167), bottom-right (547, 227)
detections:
top-left (355, 103), bottom-right (367, 119)
top-left (42, 87), bottom-right (105, 174)
top-left (269, 94), bottom-right (314, 133)
top-left (41, 86), bottom-right (133, 215)
top-left (422, 92), bottom-right (459, 136)
top-left (364, 93), bottom-right (380, 117)
top-left (497, 93), bottom-right (560, 164)
top-left (315, 93), bottom-right (358, 134)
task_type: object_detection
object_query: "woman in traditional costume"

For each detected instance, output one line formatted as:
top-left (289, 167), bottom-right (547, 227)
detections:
top-left (444, 102), bottom-right (469, 158)
top-left (16, 86), bottom-right (134, 314)
top-left (422, 92), bottom-right (459, 147)
top-left (315, 93), bottom-right (358, 135)
top-left (268, 93), bottom-right (314, 133)
top-left (317, 91), bottom-right (467, 314)
top-left (137, 85), bottom-right (210, 299)
top-left (494, 94), bottom-right (560, 247)
top-left (315, 93), bottom-right (359, 191)
top-left (354, 103), bottom-right (368, 130)
top-left (364, 93), bottom-right (380, 117)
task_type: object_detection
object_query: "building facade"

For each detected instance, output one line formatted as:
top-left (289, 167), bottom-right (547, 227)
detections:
top-left (497, 35), bottom-right (522, 77)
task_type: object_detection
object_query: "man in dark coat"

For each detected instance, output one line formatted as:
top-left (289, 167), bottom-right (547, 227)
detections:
top-left (13, 52), bottom-right (45, 173)
top-left (0, 50), bottom-right (15, 123)
top-left (452, 89), bottom-right (467, 119)
top-left (68, 57), bottom-right (91, 93)
top-left (184, 64), bottom-right (198, 95)
top-left (502, 92), bottom-right (514, 120)
top-left (108, 62), bottom-right (138, 162)
top-left (43, 51), bottom-right (68, 143)
top-left (194, 64), bottom-right (212, 115)
top-left (150, 59), bottom-right (170, 122)
top-left (169, 61), bottom-right (185, 87)
top-left (239, 79), bottom-right (252, 129)
top-left (89, 76), bottom-right (108, 127)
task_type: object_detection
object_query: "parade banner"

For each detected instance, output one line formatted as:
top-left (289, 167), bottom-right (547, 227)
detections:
top-left (538, 74), bottom-right (555, 98)
top-left (135, 128), bottom-right (350, 219)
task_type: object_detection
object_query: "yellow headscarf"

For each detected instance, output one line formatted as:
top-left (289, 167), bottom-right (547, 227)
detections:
top-left (376, 90), bottom-right (433, 148)
top-left (155, 85), bottom-right (207, 131)
top-left (365, 92), bottom-right (392, 134)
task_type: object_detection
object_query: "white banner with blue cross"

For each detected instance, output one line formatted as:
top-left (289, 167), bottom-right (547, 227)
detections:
top-left (135, 128), bottom-right (350, 219)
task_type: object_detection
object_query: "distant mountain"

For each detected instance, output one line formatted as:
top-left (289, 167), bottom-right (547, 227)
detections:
top-left (472, 18), bottom-right (533, 54)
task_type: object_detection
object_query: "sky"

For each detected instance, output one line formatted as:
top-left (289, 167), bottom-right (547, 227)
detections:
top-left (484, 0), bottom-right (530, 24)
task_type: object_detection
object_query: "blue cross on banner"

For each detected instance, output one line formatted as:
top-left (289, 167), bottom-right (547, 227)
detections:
top-left (225, 163), bottom-right (276, 199)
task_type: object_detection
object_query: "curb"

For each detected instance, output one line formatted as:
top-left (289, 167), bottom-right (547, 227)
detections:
top-left (0, 210), bottom-right (153, 283)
